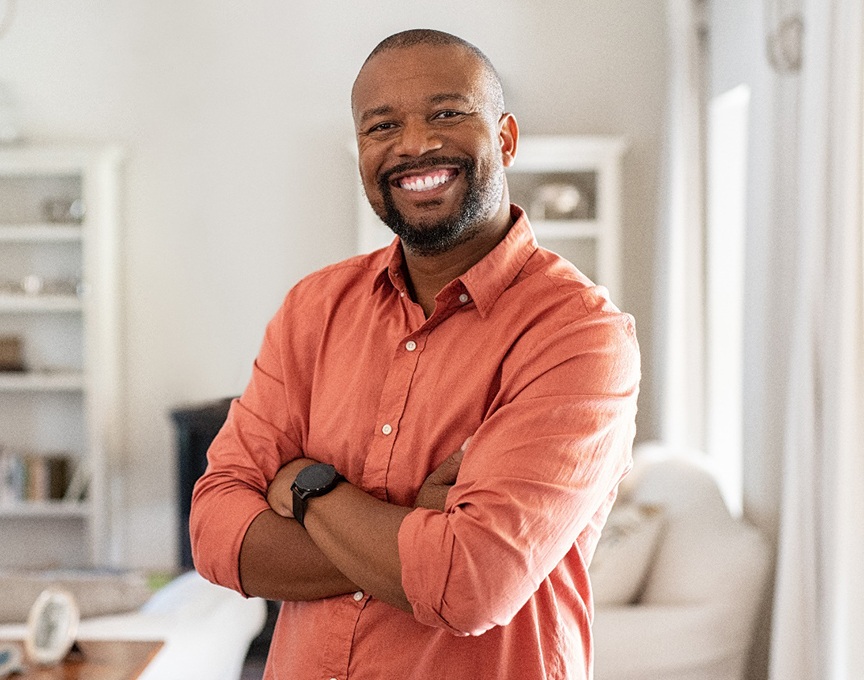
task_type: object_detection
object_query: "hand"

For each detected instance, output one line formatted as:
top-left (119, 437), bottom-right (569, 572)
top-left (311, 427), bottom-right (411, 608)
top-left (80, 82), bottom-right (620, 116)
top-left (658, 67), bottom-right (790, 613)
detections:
top-left (267, 458), bottom-right (318, 518)
top-left (414, 437), bottom-right (471, 511)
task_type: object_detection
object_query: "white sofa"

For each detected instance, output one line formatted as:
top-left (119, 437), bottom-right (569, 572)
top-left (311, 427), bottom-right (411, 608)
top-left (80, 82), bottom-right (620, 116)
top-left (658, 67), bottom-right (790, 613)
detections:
top-left (592, 444), bottom-right (772, 680)
top-left (0, 570), bottom-right (267, 680)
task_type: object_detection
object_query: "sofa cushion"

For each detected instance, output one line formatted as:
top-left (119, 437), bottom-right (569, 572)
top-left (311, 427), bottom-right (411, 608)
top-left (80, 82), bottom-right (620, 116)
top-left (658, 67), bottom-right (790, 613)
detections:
top-left (590, 502), bottom-right (664, 605)
top-left (0, 569), bottom-right (153, 623)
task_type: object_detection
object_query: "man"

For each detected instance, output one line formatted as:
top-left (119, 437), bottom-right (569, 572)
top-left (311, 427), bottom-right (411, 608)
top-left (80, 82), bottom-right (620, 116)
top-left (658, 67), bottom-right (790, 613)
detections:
top-left (191, 29), bottom-right (640, 680)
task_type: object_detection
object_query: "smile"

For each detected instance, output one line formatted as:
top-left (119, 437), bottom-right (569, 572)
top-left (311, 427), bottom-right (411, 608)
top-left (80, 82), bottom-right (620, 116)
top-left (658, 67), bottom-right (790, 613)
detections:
top-left (394, 168), bottom-right (458, 192)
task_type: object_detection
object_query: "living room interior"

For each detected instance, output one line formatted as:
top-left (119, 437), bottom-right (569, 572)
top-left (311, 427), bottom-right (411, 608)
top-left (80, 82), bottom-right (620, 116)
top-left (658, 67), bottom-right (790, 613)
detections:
top-left (0, 2), bottom-right (861, 680)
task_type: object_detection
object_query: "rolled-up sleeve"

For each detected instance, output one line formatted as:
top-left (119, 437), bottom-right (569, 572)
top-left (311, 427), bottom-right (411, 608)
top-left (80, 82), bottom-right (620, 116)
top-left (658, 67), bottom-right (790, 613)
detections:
top-left (398, 310), bottom-right (640, 635)
top-left (190, 298), bottom-right (307, 595)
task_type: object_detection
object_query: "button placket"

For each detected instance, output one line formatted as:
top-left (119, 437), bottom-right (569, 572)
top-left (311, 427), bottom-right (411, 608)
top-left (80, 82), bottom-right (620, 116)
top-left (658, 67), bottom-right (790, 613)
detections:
top-left (362, 331), bottom-right (425, 496)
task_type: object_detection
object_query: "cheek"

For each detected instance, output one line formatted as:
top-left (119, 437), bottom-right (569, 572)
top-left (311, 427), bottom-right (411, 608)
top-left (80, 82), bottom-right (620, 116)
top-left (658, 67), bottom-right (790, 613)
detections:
top-left (358, 167), bottom-right (387, 213)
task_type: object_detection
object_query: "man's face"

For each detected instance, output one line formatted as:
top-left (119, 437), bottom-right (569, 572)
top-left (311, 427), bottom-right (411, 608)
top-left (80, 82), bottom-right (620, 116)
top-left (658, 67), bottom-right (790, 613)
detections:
top-left (352, 44), bottom-right (514, 256)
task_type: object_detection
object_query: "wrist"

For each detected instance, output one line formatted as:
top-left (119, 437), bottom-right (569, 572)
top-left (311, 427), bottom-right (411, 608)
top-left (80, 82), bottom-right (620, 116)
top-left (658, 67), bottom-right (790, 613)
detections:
top-left (291, 463), bottom-right (344, 527)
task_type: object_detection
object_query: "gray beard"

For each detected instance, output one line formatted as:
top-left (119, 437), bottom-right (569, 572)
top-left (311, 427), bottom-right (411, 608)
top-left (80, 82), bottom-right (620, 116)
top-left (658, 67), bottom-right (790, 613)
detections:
top-left (374, 156), bottom-right (503, 257)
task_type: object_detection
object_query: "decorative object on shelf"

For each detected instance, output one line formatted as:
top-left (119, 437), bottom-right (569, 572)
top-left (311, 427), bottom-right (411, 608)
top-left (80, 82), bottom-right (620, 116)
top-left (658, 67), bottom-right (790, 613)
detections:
top-left (512, 170), bottom-right (598, 222)
top-left (42, 197), bottom-right (86, 224)
top-left (530, 182), bottom-right (584, 221)
top-left (0, 449), bottom-right (75, 504)
top-left (0, 275), bottom-right (82, 298)
top-left (0, 335), bottom-right (23, 371)
top-left (24, 588), bottom-right (80, 667)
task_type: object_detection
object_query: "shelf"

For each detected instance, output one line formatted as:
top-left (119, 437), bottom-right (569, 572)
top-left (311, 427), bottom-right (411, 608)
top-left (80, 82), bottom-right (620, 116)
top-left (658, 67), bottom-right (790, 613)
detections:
top-left (0, 223), bottom-right (83, 242)
top-left (0, 370), bottom-right (84, 391)
top-left (0, 293), bottom-right (83, 312)
top-left (0, 145), bottom-right (123, 568)
top-left (531, 220), bottom-right (601, 239)
top-left (0, 501), bottom-right (90, 518)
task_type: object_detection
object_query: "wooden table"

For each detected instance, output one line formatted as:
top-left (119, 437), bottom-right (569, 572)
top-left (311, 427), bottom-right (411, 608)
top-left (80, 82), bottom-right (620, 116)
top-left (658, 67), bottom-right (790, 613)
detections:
top-left (1, 640), bottom-right (164, 680)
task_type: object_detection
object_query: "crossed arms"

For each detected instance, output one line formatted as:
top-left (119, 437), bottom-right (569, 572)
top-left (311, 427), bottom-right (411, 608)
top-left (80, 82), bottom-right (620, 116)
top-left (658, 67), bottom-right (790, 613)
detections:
top-left (237, 442), bottom-right (466, 611)
top-left (190, 289), bottom-right (640, 635)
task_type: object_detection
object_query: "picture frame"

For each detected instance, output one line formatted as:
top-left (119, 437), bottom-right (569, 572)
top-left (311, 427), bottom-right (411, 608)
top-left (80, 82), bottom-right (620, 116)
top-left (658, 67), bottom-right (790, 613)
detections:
top-left (24, 588), bottom-right (80, 666)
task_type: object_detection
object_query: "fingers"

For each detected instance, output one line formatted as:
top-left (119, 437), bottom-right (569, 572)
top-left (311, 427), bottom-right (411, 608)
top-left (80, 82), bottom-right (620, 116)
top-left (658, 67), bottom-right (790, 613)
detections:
top-left (426, 436), bottom-right (472, 485)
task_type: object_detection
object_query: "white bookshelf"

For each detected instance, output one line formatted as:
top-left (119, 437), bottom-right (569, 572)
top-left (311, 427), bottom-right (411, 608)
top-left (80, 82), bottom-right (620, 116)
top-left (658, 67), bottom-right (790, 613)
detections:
top-left (0, 145), bottom-right (123, 568)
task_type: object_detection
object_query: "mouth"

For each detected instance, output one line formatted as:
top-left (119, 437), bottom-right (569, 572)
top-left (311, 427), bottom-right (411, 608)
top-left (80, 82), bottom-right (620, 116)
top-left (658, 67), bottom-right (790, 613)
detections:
top-left (391, 167), bottom-right (460, 193)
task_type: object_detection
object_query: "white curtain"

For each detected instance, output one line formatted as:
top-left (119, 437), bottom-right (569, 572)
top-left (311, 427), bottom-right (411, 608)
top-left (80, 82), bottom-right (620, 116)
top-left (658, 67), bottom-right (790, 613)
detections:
top-left (659, 0), bottom-right (706, 450)
top-left (769, 0), bottom-right (864, 677)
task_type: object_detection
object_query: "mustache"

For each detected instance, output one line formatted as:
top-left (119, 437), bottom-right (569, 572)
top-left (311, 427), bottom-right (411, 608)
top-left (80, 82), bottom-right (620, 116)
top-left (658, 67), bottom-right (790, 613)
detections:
top-left (378, 156), bottom-right (473, 187)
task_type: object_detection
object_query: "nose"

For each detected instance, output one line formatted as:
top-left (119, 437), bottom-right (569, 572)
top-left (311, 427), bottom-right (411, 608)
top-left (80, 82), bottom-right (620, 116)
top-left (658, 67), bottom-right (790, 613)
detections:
top-left (393, 118), bottom-right (443, 157)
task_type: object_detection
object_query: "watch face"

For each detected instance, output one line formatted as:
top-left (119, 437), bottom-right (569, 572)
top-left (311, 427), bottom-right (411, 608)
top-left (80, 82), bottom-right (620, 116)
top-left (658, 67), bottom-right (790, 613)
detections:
top-left (296, 463), bottom-right (338, 492)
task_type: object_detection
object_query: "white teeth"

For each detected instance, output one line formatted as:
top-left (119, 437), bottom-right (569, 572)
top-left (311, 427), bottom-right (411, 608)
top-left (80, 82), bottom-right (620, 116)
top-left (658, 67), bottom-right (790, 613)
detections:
top-left (401, 172), bottom-right (451, 192)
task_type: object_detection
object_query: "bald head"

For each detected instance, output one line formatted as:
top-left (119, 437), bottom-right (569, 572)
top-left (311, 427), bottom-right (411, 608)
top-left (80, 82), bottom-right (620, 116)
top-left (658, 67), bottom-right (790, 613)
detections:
top-left (353, 29), bottom-right (505, 117)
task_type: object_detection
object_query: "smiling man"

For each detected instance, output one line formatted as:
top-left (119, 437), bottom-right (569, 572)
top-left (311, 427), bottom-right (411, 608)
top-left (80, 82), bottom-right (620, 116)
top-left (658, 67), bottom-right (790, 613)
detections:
top-left (191, 29), bottom-right (640, 680)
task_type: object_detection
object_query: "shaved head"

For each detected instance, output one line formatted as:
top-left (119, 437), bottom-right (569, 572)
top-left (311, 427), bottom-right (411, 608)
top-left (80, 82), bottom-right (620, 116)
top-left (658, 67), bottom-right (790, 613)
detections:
top-left (354, 29), bottom-right (505, 117)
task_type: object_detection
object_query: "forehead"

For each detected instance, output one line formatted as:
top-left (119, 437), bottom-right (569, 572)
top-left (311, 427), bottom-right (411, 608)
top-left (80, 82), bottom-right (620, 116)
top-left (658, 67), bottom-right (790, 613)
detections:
top-left (352, 44), bottom-right (488, 120)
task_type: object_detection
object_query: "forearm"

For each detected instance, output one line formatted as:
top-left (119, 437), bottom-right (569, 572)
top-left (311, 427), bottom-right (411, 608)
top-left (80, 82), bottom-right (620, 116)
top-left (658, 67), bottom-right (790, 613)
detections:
top-left (239, 508), bottom-right (358, 601)
top-left (302, 482), bottom-right (414, 612)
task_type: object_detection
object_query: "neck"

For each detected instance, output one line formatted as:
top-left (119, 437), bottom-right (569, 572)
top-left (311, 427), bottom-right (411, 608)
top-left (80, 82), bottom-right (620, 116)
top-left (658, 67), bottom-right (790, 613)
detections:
top-left (402, 202), bottom-right (512, 317)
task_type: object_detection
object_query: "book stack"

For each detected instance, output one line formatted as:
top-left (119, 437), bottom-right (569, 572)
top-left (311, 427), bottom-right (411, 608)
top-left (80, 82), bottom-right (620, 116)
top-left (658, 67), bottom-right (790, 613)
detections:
top-left (0, 449), bottom-right (76, 504)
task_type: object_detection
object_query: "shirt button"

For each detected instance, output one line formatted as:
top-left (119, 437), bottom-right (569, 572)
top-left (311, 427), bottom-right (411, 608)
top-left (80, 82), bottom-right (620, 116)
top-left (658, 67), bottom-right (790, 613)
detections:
top-left (381, 424), bottom-right (393, 435)
top-left (405, 340), bottom-right (417, 351)
top-left (459, 293), bottom-right (470, 303)
top-left (353, 591), bottom-right (364, 601)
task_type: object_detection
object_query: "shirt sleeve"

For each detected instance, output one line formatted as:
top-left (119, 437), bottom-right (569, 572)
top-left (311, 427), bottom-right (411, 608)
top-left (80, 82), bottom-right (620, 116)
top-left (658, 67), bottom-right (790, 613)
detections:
top-left (398, 308), bottom-right (640, 636)
top-left (189, 297), bottom-right (308, 595)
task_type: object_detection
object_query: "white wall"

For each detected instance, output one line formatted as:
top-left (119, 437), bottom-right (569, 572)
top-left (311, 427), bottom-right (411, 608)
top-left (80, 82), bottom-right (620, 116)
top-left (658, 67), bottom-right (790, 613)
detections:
top-left (0, 1), bottom-right (667, 569)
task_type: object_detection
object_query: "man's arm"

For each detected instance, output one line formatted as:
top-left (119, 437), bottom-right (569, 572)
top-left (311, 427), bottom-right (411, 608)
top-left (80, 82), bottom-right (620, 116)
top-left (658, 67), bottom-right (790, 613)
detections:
top-left (261, 443), bottom-right (467, 608)
top-left (238, 509), bottom-right (358, 601)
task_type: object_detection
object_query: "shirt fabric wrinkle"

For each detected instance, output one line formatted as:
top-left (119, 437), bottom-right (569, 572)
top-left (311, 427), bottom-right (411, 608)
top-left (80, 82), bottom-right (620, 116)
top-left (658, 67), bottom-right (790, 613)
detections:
top-left (190, 205), bottom-right (640, 680)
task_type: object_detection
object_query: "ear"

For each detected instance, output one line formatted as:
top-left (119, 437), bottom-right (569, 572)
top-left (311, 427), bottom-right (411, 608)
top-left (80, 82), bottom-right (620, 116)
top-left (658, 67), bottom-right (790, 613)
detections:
top-left (498, 113), bottom-right (519, 168)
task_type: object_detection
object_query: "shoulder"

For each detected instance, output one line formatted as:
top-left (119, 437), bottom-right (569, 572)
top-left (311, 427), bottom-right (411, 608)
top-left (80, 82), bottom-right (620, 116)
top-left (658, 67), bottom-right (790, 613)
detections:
top-left (290, 248), bottom-right (389, 298)
top-left (515, 246), bottom-right (632, 326)
top-left (501, 246), bottom-right (639, 376)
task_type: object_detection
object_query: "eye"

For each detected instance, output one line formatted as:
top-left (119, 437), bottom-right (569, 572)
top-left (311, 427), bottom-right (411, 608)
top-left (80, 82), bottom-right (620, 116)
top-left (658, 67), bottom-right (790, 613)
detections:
top-left (367, 121), bottom-right (397, 134)
top-left (433, 110), bottom-right (465, 120)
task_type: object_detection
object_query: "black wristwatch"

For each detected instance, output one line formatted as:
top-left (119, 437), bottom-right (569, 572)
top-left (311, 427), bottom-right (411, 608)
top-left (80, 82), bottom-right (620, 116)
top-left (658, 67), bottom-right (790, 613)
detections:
top-left (290, 463), bottom-right (343, 527)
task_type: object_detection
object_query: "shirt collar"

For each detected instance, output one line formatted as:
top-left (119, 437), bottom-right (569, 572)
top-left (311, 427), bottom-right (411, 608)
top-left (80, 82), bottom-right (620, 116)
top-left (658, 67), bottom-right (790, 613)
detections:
top-left (371, 205), bottom-right (538, 317)
top-left (458, 206), bottom-right (537, 317)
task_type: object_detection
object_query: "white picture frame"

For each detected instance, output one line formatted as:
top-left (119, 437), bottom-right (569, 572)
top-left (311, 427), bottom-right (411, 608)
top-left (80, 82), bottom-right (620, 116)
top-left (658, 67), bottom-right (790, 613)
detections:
top-left (24, 588), bottom-right (80, 666)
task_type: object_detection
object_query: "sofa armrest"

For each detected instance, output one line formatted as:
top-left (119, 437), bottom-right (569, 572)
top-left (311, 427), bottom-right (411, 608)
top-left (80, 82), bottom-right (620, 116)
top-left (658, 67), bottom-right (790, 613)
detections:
top-left (593, 604), bottom-right (749, 680)
top-left (79, 572), bottom-right (266, 680)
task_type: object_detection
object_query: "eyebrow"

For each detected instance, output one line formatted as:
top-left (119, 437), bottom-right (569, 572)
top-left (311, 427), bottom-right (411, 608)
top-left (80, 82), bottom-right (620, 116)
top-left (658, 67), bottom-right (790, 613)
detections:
top-left (429, 92), bottom-right (472, 105)
top-left (358, 93), bottom-right (473, 126)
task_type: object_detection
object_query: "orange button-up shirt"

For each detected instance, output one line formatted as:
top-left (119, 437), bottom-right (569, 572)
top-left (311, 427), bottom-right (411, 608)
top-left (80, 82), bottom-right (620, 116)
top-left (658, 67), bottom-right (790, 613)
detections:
top-left (191, 206), bottom-right (640, 680)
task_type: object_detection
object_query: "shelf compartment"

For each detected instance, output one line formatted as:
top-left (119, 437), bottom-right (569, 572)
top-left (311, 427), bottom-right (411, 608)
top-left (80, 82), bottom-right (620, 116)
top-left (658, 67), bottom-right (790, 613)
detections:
top-left (0, 500), bottom-right (90, 518)
top-left (0, 294), bottom-right (83, 312)
top-left (0, 224), bottom-right (83, 243)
